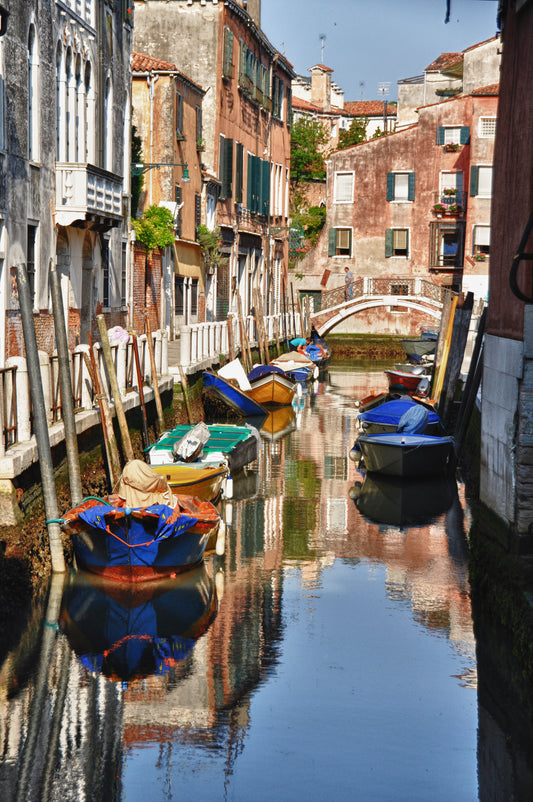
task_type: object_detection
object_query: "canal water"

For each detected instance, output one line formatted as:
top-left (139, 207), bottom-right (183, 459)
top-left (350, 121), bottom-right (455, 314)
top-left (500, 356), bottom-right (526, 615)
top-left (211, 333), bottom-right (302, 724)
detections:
top-left (0, 364), bottom-right (525, 800)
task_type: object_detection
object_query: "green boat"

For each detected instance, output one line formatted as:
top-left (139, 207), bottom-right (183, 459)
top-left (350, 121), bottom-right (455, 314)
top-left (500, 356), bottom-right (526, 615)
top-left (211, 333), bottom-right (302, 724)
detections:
top-left (147, 423), bottom-right (260, 474)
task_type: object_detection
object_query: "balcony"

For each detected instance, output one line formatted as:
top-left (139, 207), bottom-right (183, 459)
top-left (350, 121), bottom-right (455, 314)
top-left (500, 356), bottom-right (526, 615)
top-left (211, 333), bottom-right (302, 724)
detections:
top-left (432, 189), bottom-right (466, 217)
top-left (55, 163), bottom-right (123, 228)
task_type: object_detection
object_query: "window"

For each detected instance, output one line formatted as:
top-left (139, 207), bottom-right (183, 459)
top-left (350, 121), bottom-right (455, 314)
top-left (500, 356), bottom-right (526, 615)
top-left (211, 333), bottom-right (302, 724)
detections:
top-left (473, 225), bottom-right (490, 257)
top-left (470, 165), bottom-right (493, 197)
top-left (385, 228), bottom-right (409, 257)
top-left (328, 227), bottom-right (352, 257)
top-left (195, 193), bottom-right (201, 235)
top-left (219, 137), bottom-right (233, 200)
top-left (174, 184), bottom-right (182, 238)
top-left (121, 241), bottom-right (127, 306)
top-left (272, 75), bottom-right (284, 119)
top-left (223, 27), bottom-right (234, 78)
top-left (246, 154), bottom-right (270, 215)
top-left (101, 236), bottom-right (110, 307)
top-left (387, 172), bottom-right (415, 202)
top-left (196, 105), bottom-right (202, 146)
top-left (175, 88), bottom-right (184, 139)
top-left (28, 25), bottom-right (39, 160)
top-left (429, 221), bottom-right (465, 269)
top-left (27, 224), bottom-right (37, 305)
top-left (436, 126), bottom-right (470, 146)
top-left (191, 279), bottom-right (198, 316)
top-left (479, 117), bottom-right (497, 138)
top-left (234, 142), bottom-right (244, 203)
top-left (334, 172), bottom-right (354, 203)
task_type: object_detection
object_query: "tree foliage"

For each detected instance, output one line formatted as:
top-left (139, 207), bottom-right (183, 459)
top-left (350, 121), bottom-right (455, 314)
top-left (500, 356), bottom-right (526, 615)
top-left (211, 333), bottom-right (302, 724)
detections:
top-left (131, 205), bottom-right (175, 252)
top-left (337, 117), bottom-right (369, 150)
top-left (131, 126), bottom-right (144, 219)
top-left (290, 118), bottom-right (329, 185)
top-left (197, 225), bottom-right (228, 271)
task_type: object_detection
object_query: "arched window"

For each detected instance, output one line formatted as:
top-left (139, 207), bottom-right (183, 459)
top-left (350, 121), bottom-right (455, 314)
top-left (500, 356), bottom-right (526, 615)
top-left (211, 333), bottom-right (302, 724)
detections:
top-left (103, 76), bottom-right (113, 171)
top-left (85, 61), bottom-right (95, 163)
top-left (28, 25), bottom-right (39, 160)
top-left (75, 54), bottom-right (84, 163)
top-left (56, 44), bottom-right (63, 160)
top-left (66, 48), bottom-right (76, 162)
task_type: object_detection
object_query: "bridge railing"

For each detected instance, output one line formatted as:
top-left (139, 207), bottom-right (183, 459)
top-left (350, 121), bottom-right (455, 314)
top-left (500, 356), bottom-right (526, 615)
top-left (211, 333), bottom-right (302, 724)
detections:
top-left (320, 276), bottom-right (449, 310)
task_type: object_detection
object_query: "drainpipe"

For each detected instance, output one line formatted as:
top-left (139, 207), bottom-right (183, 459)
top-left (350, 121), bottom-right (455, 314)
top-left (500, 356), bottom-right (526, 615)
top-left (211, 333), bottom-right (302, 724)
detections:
top-left (146, 72), bottom-right (159, 206)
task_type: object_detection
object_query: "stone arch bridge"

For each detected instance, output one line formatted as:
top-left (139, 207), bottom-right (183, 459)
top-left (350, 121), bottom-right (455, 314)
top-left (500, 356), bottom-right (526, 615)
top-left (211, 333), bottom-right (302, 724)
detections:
top-left (310, 276), bottom-right (450, 336)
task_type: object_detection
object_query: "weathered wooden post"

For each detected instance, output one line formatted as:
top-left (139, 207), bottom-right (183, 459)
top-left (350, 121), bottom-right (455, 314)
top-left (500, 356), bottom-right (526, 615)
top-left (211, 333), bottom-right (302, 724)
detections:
top-left (144, 311), bottom-right (165, 433)
top-left (97, 314), bottom-right (134, 463)
top-left (15, 264), bottom-right (65, 573)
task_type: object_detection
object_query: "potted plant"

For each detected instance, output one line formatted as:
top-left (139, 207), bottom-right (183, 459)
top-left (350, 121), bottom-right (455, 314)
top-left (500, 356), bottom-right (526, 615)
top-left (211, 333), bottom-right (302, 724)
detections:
top-left (444, 142), bottom-right (459, 153)
top-left (443, 187), bottom-right (457, 196)
top-left (448, 203), bottom-right (462, 214)
top-left (196, 137), bottom-right (205, 151)
top-left (475, 253), bottom-right (487, 261)
top-left (432, 203), bottom-right (446, 215)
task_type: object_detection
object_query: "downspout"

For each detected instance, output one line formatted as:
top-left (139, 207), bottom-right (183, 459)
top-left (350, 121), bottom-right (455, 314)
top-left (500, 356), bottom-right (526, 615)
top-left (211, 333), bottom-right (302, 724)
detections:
top-left (146, 71), bottom-right (159, 205)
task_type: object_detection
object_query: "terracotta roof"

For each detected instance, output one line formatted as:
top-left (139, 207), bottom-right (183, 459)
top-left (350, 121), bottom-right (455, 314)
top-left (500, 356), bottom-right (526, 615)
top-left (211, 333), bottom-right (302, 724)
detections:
top-left (462, 35), bottom-right (500, 54)
top-left (344, 100), bottom-right (397, 117)
top-left (471, 83), bottom-right (499, 96)
top-left (132, 52), bottom-right (177, 73)
top-left (425, 52), bottom-right (463, 72)
top-left (310, 64), bottom-right (333, 72)
top-left (292, 96), bottom-right (346, 115)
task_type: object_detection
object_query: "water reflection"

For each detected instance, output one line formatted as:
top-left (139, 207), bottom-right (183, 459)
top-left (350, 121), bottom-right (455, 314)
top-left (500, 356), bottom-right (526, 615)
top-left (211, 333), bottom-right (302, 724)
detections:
top-left (4, 365), bottom-right (533, 799)
top-left (60, 566), bottom-right (217, 682)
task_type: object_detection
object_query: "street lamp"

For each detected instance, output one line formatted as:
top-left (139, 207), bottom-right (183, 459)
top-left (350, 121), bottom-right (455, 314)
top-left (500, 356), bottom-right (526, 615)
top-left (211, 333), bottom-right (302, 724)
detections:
top-left (131, 162), bottom-right (190, 182)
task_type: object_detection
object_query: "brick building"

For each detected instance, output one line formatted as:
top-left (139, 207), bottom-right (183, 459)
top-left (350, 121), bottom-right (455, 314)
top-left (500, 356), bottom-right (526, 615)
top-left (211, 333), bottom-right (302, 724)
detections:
top-left (1, 0), bottom-right (133, 362)
top-left (133, 0), bottom-right (293, 322)
top-left (132, 52), bottom-right (206, 335)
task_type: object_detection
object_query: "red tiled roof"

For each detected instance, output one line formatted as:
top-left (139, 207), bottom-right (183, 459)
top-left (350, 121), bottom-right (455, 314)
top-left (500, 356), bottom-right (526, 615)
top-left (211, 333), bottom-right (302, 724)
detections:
top-left (292, 96), bottom-right (346, 115)
top-left (132, 51), bottom-right (177, 72)
top-left (344, 100), bottom-right (397, 117)
top-left (310, 64), bottom-right (333, 72)
top-left (471, 83), bottom-right (499, 96)
top-left (462, 35), bottom-right (500, 54)
top-left (425, 52), bottom-right (463, 72)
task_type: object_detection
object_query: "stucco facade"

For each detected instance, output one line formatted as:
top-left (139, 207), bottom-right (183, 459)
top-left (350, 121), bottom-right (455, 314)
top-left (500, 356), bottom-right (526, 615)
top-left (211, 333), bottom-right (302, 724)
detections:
top-left (296, 89), bottom-right (497, 335)
top-left (133, 0), bottom-right (293, 322)
top-left (1, 0), bottom-right (133, 362)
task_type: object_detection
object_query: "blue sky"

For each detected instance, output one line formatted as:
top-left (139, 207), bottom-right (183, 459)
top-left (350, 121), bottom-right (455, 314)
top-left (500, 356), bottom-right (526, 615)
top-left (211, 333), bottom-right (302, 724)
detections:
top-left (261, 0), bottom-right (499, 101)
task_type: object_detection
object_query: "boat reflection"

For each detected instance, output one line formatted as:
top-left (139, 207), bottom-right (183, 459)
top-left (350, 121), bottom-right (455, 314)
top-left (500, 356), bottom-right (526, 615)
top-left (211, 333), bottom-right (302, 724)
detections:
top-left (59, 565), bottom-right (217, 682)
top-left (350, 473), bottom-right (457, 529)
top-left (260, 405), bottom-right (297, 442)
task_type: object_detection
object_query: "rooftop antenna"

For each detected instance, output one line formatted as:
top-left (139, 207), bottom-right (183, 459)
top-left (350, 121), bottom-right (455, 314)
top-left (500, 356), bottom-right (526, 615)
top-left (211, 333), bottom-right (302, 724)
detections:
top-left (378, 81), bottom-right (391, 133)
top-left (319, 33), bottom-right (326, 63)
top-left (359, 80), bottom-right (365, 100)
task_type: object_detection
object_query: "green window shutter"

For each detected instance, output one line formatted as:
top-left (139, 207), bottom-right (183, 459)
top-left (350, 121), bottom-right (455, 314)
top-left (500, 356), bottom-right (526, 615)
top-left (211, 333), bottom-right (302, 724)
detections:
top-left (385, 229), bottom-right (393, 258)
top-left (460, 126), bottom-right (470, 145)
top-left (223, 28), bottom-right (234, 78)
top-left (408, 172), bottom-right (415, 201)
top-left (261, 159), bottom-right (270, 216)
top-left (436, 127), bottom-right (445, 145)
top-left (470, 165), bottom-right (479, 196)
top-left (246, 153), bottom-right (253, 210)
top-left (253, 156), bottom-right (261, 213)
top-left (220, 138), bottom-right (233, 199)
top-left (328, 228), bottom-right (337, 256)
top-left (235, 143), bottom-right (243, 204)
top-left (386, 173), bottom-right (394, 201)
top-left (405, 229), bottom-right (409, 255)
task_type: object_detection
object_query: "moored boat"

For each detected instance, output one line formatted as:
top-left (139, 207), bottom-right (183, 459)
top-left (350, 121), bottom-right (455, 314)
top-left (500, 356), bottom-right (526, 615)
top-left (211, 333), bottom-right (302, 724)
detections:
top-left (61, 461), bottom-right (221, 582)
top-left (356, 396), bottom-right (445, 436)
top-left (355, 432), bottom-right (455, 478)
top-left (270, 350), bottom-right (319, 381)
top-left (247, 365), bottom-right (296, 406)
top-left (401, 338), bottom-right (437, 358)
top-left (148, 422), bottom-right (260, 474)
top-left (202, 369), bottom-right (267, 417)
top-left (385, 369), bottom-right (429, 395)
top-left (150, 463), bottom-right (228, 501)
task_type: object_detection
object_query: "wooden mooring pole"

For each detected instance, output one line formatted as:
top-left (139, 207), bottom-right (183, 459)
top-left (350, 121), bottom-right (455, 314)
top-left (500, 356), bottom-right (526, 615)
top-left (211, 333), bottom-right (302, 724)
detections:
top-left (97, 315), bottom-right (134, 463)
top-left (15, 263), bottom-right (65, 573)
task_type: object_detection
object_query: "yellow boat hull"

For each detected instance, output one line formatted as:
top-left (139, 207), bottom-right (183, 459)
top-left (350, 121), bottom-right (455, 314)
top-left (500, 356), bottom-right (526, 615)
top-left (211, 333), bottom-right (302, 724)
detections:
top-left (151, 464), bottom-right (228, 501)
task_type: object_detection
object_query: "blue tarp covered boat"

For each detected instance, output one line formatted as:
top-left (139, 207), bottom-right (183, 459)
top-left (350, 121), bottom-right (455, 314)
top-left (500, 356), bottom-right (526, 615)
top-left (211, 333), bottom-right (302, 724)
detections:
top-left (357, 397), bottom-right (444, 436)
top-left (202, 370), bottom-right (267, 417)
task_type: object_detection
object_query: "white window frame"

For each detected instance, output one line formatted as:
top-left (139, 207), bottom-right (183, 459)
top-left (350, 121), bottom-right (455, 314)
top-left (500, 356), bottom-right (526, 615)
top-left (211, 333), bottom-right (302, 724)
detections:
top-left (391, 172), bottom-right (411, 202)
top-left (477, 165), bottom-right (493, 198)
top-left (479, 117), bottom-right (497, 138)
top-left (334, 171), bottom-right (354, 203)
top-left (443, 126), bottom-right (462, 145)
top-left (28, 24), bottom-right (40, 162)
top-left (390, 227), bottom-right (410, 258)
top-left (472, 225), bottom-right (491, 257)
top-left (334, 227), bottom-right (352, 257)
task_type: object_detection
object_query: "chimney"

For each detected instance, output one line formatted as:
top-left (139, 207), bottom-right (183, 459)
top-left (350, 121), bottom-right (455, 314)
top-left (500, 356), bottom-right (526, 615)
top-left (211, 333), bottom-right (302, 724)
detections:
top-left (310, 65), bottom-right (332, 112)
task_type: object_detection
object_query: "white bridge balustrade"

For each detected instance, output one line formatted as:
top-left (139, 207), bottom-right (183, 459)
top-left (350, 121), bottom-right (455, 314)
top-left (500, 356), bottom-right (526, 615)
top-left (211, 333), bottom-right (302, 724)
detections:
top-left (178, 312), bottom-right (301, 369)
top-left (0, 330), bottom-right (170, 486)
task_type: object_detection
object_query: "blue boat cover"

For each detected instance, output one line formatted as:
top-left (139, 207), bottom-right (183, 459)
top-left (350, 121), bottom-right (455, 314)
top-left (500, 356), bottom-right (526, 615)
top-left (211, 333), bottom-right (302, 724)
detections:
top-left (359, 398), bottom-right (440, 427)
top-left (248, 364), bottom-right (285, 381)
top-left (304, 343), bottom-right (327, 362)
top-left (397, 404), bottom-right (429, 434)
top-left (78, 504), bottom-right (196, 541)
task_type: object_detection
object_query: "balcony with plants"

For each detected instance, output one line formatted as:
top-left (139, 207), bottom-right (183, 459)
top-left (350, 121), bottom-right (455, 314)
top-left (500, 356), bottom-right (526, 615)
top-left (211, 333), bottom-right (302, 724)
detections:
top-left (432, 189), bottom-right (466, 217)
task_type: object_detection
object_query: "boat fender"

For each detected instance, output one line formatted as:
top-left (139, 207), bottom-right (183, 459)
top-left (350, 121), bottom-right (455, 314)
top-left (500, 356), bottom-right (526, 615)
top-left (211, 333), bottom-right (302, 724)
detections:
top-left (225, 474), bottom-right (233, 498)
top-left (216, 520), bottom-right (226, 556)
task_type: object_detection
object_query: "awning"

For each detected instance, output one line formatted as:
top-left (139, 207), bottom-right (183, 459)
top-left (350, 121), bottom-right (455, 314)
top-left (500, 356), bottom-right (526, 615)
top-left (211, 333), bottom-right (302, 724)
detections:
top-left (174, 241), bottom-right (204, 287)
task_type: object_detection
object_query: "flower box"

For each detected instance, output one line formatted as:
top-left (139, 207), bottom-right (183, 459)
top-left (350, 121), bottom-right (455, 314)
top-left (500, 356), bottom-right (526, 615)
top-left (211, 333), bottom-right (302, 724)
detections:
top-left (444, 143), bottom-right (459, 153)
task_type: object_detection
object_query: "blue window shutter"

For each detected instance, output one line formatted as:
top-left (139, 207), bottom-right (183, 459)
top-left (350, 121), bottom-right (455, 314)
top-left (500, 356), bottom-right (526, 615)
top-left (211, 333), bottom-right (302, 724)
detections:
top-left (386, 173), bottom-right (394, 201)
top-left (385, 229), bottom-right (393, 258)
top-left (470, 165), bottom-right (479, 196)
top-left (408, 173), bottom-right (415, 201)
top-left (460, 126), bottom-right (470, 145)
top-left (328, 228), bottom-right (337, 256)
top-left (436, 127), bottom-right (445, 145)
